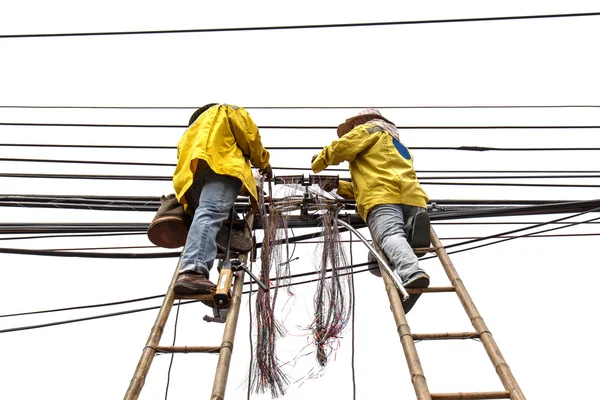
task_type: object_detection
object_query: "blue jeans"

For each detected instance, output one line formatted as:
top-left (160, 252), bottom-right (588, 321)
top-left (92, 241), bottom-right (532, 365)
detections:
top-left (179, 167), bottom-right (242, 277)
top-left (367, 204), bottom-right (426, 282)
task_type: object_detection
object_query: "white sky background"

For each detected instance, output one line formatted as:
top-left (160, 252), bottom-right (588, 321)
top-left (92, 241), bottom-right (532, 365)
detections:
top-left (1, 1), bottom-right (600, 399)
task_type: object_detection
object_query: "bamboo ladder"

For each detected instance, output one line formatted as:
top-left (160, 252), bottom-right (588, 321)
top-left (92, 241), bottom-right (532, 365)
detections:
top-left (378, 226), bottom-right (526, 400)
top-left (123, 213), bottom-right (254, 400)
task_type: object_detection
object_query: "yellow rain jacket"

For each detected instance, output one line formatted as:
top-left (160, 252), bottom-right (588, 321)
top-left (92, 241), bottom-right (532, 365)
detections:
top-left (311, 123), bottom-right (428, 222)
top-left (173, 104), bottom-right (270, 212)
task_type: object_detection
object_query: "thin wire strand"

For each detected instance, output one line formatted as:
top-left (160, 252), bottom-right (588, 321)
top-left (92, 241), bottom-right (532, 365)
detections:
top-left (164, 300), bottom-right (181, 400)
top-left (1, 105), bottom-right (600, 109)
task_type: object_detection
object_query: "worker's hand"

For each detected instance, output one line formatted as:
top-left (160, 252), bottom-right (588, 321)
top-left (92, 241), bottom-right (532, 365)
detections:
top-left (311, 154), bottom-right (318, 164)
top-left (318, 179), bottom-right (338, 192)
top-left (259, 164), bottom-right (273, 180)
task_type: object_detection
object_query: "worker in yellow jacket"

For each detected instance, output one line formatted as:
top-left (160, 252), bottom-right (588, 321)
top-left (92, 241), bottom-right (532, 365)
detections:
top-left (172, 103), bottom-right (272, 294)
top-left (311, 109), bottom-right (430, 313)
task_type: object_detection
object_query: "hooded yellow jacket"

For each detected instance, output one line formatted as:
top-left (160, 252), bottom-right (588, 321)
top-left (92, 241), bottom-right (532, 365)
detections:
top-left (311, 123), bottom-right (428, 221)
top-left (173, 104), bottom-right (270, 212)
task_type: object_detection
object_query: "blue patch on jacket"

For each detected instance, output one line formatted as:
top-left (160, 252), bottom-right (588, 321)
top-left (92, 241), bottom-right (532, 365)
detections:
top-left (393, 138), bottom-right (411, 160)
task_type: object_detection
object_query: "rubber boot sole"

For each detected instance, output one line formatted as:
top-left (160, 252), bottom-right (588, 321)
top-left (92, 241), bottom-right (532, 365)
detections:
top-left (173, 280), bottom-right (215, 295)
top-left (402, 273), bottom-right (430, 314)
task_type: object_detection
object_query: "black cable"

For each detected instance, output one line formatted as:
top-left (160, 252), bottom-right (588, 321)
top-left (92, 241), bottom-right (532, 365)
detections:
top-left (1, 105), bottom-right (600, 109)
top-left (0, 232), bottom-right (143, 242)
top-left (2, 121), bottom-right (600, 129)
top-left (421, 208), bottom-right (600, 260)
top-left (1, 11), bottom-right (599, 39)
top-left (7, 158), bottom-right (600, 177)
top-left (4, 172), bottom-right (600, 187)
top-left (439, 213), bottom-right (600, 258)
top-left (0, 143), bottom-right (174, 149)
top-left (3, 212), bottom-right (598, 334)
top-left (164, 300), bottom-right (181, 400)
top-left (0, 157), bottom-right (176, 168)
top-left (3, 142), bottom-right (600, 153)
top-left (0, 294), bottom-right (163, 318)
top-left (0, 247), bottom-right (180, 258)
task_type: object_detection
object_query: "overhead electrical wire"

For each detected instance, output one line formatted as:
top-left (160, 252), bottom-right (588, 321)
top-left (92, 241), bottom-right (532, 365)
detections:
top-left (1, 105), bottom-right (600, 109)
top-left (2, 121), bottom-right (600, 129)
top-left (4, 158), bottom-right (600, 171)
top-left (1, 11), bottom-right (599, 39)
top-left (2, 209), bottom-right (594, 335)
top-left (8, 229), bottom-right (600, 321)
top-left (23, 231), bottom-right (600, 257)
top-left (2, 172), bottom-right (600, 189)
top-left (2, 142), bottom-right (600, 152)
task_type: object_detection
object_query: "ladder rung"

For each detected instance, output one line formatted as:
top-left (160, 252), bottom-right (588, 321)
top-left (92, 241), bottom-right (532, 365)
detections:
top-left (413, 246), bottom-right (437, 252)
top-left (412, 332), bottom-right (480, 341)
top-left (406, 286), bottom-right (456, 294)
top-left (153, 345), bottom-right (222, 354)
top-left (431, 391), bottom-right (510, 399)
top-left (173, 293), bottom-right (214, 300)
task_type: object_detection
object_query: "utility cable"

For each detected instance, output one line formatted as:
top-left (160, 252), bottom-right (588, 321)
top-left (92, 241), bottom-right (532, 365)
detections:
top-left (4, 159), bottom-right (600, 180)
top-left (348, 215), bottom-right (357, 400)
top-left (419, 208), bottom-right (600, 262)
top-left (164, 300), bottom-right (181, 400)
top-left (0, 232), bottom-right (143, 241)
top-left (438, 213), bottom-right (600, 258)
top-left (2, 121), bottom-right (600, 130)
top-left (2, 211), bottom-right (596, 335)
top-left (4, 172), bottom-right (600, 188)
top-left (1, 105), bottom-right (600, 110)
top-left (0, 294), bottom-right (164, 318)
top-left (1, 11), bottom-right (599, 39)
top-left (3, 142), bottom-right (600, 152)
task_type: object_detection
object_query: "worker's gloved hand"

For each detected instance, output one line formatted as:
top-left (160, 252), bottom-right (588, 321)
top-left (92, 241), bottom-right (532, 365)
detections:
top-left (318, 179), bottom-right (338, 192)
top-left (259, 164), bottom-right (273, 180)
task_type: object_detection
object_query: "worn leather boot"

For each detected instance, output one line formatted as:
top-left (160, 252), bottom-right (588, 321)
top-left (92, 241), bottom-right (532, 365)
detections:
top-left (147, 194), bottom-right (191, 248)
top-left (173, 272), bottom-right (216, 295)
top-left (215, 223), bottom-right (253, 253)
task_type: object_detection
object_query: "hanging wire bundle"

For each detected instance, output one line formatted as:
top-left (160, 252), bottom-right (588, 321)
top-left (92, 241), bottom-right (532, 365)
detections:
top-left (250, 178), bottom-right (293, 398)
top-left (311, 196), bottom-right (354, 367)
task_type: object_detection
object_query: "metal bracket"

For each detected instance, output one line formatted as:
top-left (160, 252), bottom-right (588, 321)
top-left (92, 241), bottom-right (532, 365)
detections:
top-left (231, 260), bottom-right (269, 291)
top-left (203, 307), bottom-right (228, 323)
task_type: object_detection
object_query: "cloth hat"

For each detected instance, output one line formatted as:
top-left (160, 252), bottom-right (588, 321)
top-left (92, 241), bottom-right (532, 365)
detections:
top-left (337, 108), bottom-right (395, 137)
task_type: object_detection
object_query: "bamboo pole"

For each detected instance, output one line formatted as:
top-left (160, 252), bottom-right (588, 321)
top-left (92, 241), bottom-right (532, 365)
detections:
top-left (430, 228), bottom-right (526, 400)
top-left (210, 213), bottom-right (254, 400)
top-left (123, 258), bottom-right (181, 400)
top-left (153, 345), bottom-right (222, 354)
top-left (378, 244), bottom-right (432, 400)
top-left (430, 391), bottom-right (510, 399)
top-left (411, 332), bottom-right (480, 341)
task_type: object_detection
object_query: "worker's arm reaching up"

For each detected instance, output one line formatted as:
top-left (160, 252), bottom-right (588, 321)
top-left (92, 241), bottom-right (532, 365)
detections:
top-left (310, 127), bottom-right (377, 198)
top-left (310, 128), bottom-right (377, 173)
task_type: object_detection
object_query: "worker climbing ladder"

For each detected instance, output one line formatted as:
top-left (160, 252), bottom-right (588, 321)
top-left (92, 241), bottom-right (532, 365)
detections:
top-left (126, 178), bottom-right (525, 399)
top-left (375, 226), bottom-right (526, 400)
top-left (124, 212), bottom-right (256, 400)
